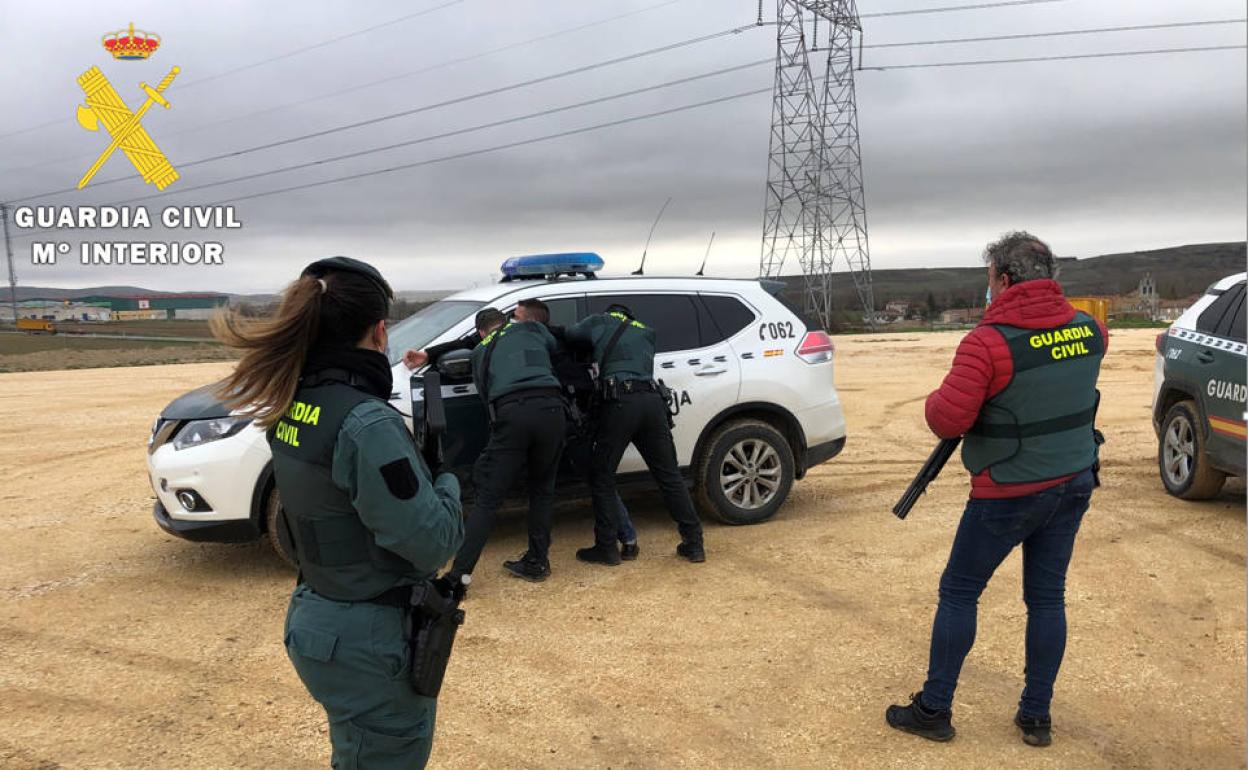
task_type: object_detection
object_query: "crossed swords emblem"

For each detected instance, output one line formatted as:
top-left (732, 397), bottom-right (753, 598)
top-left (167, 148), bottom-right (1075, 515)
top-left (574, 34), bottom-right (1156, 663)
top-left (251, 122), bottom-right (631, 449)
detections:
top-left (75, 65), bottom-right (180, 190)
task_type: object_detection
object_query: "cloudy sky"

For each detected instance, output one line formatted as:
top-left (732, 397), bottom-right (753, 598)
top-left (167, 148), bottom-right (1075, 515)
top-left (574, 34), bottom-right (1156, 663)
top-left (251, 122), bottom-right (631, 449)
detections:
top-left (0, 0), bottom-right (1244, 294)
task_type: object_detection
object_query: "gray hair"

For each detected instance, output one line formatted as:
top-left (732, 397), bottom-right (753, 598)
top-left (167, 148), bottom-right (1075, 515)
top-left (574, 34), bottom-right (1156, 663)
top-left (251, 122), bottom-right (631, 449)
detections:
top-left (983, 231), bottom-right (1058, 284)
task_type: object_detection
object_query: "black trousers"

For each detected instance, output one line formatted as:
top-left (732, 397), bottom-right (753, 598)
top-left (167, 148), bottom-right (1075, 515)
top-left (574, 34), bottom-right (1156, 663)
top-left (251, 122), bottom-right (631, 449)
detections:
top-left (452, 394), bottom-right (566, 573)
top-left (589, 390), bottom-right (703, 547)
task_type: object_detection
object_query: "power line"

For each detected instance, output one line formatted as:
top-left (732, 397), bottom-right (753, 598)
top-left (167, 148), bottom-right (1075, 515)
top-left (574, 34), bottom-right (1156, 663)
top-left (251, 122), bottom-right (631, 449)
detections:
top-left (860, 0), bottom-right (1066, 18)
top-left (860, 43), bottom-right (1246, 70)
top-left (0, 0), bottom-right (687, 176)
top-left (62, 60), bottom-right (775, 208)
top-left (0, 0), bottom-right (467, 142)
top-left (175, 0), bottom-right (466, 90)
top-left (12, 24), bottom-right (761, 201)
top-left (10, 85), bottom-right (779, 240)
top-left (8, 44), bottom-right (1240, 240)
top-left (862, 18), bottom-right (1247, 49)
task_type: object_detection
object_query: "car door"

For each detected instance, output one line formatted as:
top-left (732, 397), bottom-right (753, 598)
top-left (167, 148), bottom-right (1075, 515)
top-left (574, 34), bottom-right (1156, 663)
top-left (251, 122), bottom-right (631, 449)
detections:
top-left (584, 292), bottom-right (741, 470)
top-left (1195, 282), bottom-right (1247, 473)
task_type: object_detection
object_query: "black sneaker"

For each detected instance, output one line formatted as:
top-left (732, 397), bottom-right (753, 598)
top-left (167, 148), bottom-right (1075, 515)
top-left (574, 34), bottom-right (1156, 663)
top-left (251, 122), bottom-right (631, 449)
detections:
top-left (676, 541), bottom-right (705, 563)
top-left (620, 542), bottom-right (640, 561)
top-left (575, 544), bottom-right (621, 566)
top-left (885, 692), bottom-right (955, 742)
top-left (502, 554), bottom-right (550, 582)
top-left (1014, 711), bottom-right (1052, 747)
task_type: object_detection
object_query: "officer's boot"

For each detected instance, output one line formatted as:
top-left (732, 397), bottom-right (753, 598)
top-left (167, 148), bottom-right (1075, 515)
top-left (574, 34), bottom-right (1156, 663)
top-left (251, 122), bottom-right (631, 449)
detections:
top-left (676, 541), bottom-right (705, 563)
top-left (576, 543), bottom-right (622, 566)
top-left (619, 542), bottom-right (640, 561)
top-left (503, 552), bottom-right (550, 582)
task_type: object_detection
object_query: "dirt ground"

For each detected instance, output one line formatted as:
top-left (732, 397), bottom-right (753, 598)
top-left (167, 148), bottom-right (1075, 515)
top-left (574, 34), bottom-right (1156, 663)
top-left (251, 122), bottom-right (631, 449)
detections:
top-left (0, 328), bottom-right (1242, 769)
top-left (0, 333), bottom-right (231, 373)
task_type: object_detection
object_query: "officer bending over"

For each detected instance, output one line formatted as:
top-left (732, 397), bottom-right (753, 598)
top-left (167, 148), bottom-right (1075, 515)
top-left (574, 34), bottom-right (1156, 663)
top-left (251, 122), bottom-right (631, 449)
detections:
top-left (885, 232), bottom-right (1107, 748)
top-left (418, 308), bottom-right (567, 583)
top-left (213, 257), bottom-right (464, 769)
top-left (516, 298), bottom-right (640, 559)
top-left (564, 304), bottom-right (705, 565)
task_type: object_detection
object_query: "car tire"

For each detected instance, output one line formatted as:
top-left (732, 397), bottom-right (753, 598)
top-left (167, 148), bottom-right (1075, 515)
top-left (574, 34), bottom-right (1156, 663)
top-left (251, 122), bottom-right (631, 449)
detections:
top-left (1158, 400), bottom-right (1226, 500)
top-left (695, 419), bottom-right (795, 525)
top-left (263, 486), bottom-right (298, 568)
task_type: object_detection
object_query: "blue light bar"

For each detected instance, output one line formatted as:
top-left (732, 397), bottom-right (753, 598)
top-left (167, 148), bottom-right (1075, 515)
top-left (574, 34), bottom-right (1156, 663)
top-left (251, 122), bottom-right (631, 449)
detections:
top-left (500, 252), bottom-right (603, 282)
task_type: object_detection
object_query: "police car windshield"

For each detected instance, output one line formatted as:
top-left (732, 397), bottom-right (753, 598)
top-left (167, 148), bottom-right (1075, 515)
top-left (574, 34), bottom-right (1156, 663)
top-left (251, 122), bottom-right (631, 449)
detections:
top-left (386, 300), bottom-right (484, 364)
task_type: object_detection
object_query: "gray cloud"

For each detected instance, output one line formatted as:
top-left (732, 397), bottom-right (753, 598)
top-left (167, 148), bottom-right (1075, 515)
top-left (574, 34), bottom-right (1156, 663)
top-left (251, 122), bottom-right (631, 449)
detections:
top-left (1, 0), bottom-right (1244, 294)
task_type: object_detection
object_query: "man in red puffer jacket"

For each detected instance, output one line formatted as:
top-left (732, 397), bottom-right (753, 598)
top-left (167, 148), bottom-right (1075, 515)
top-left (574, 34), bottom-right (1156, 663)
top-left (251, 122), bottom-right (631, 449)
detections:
top-left (886, 232), bottom-right (1108, 748)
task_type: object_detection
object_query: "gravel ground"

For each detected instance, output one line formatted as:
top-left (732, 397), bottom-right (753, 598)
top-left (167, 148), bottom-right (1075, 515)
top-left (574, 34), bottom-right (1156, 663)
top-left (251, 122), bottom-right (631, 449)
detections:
top-left (0, 328), bottom-right (1242, 769)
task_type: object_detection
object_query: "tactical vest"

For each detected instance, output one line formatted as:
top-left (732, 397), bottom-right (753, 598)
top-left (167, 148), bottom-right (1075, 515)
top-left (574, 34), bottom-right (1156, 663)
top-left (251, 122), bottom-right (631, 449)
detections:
top-left (268, 375), bottom-right (412, 601)
top-left (598, 312), bottom-right (655, 381)
top-left (473, 321), bottom-right (559, 402)
top-left (961, 311), bottom-right (1105, 483)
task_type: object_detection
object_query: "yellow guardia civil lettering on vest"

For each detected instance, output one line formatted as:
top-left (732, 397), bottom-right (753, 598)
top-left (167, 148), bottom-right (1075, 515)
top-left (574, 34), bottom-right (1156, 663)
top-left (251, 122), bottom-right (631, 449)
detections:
top-left (274, 399), bottom-right (322, 447)
top-left (1027, 324), bottom-right (1096, 360)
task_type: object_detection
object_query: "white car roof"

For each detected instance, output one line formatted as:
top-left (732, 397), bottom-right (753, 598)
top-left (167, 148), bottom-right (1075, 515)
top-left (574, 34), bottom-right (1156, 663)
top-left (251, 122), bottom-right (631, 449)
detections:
top-left (1211, 272), bottom-right (1247, 292)
top-left (444, 275), bottom-right (773, 304)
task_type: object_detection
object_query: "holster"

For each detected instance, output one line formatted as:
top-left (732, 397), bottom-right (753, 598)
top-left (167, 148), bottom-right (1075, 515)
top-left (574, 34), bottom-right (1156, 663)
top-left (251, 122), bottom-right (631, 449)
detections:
top-left (598, 376), bottom-right (621, 403)
top-left (655, 379), bottom-right (676, 429)
top-left (405, 581), bottom-right (465, 698)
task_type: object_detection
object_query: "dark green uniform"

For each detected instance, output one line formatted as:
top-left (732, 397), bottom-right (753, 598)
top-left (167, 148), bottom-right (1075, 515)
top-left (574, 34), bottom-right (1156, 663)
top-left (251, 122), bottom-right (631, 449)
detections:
top-left (270, 362), bottom-right (463, 770)
top-left (565, 312), bottom-right (704, 550)
top-left (450, 320), bottom-right (567, 576)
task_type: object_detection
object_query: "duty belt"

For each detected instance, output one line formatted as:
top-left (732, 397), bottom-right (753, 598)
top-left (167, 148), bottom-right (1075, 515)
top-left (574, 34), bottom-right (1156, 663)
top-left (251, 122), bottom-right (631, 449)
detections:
top-left (493, 387), bottom-right (564, 410)
top-left (619, 379), bottom-right (658, 394)
top-left (304, 582), bottom-right (412, 608)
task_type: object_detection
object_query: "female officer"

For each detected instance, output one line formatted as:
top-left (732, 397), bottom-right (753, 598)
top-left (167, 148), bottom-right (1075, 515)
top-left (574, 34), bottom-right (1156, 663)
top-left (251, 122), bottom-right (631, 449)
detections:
top-left (213, 256), bottom-right (464, 769)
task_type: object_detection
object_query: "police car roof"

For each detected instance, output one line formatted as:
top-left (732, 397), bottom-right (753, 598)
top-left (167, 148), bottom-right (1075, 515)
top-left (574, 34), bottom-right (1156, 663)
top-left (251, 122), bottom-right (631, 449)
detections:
top-left (1210, 272), bottom-right (1247, 293)
top-left (445, 275), bottom-right (773, 304)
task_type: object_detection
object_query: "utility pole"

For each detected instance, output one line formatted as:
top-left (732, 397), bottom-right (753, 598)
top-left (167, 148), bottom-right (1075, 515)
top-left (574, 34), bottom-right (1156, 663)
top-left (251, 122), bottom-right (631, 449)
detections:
top-left (760, 0), bottom-right (874, 330)
top-left (1, 203), bottom-right (18, 327)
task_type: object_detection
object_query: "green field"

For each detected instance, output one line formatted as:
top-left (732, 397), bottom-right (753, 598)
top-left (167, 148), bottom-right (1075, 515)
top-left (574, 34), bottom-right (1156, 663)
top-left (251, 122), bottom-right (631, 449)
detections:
top-left (52, 319), bottom-right (215, 338)
top-left (0, 334), bottom-right (207, 355)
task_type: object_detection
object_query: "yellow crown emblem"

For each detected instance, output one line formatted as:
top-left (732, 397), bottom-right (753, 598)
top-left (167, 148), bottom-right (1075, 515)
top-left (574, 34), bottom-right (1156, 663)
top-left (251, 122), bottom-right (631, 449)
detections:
top-left (102, 22), bottom-right (161, 61)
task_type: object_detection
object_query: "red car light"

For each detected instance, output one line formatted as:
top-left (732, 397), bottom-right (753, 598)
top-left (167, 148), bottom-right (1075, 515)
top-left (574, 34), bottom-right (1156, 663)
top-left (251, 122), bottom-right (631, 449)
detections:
top-left (796, 331), bottom-right (834, 363)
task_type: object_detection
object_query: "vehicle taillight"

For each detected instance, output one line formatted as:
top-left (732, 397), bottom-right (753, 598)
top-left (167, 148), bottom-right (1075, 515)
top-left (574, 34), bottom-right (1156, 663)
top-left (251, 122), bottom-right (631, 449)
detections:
top-left (1155, 332), bottom-right (1165, 353)
top-left (796, 330), bottom-right (834, 364)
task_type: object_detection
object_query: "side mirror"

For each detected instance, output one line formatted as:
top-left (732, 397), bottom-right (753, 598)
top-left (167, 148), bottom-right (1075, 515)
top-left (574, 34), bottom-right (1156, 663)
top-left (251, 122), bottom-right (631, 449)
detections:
top-left (437, 348), bottom-right (473, 381)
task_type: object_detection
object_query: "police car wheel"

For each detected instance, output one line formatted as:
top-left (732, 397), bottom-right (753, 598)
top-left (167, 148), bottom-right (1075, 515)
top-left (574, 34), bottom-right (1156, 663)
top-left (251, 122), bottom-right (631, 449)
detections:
top-left (263, 486), bottom-right (298, 568)
top-left (1159, 400), bottom-right (1226, 500)
top-left (696, 419), bottom-right (794, 525)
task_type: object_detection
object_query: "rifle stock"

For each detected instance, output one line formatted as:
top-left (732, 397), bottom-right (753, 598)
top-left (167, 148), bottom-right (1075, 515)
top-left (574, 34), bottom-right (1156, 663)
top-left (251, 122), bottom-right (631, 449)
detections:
top-left (892, 437), bottom-right (961, 520)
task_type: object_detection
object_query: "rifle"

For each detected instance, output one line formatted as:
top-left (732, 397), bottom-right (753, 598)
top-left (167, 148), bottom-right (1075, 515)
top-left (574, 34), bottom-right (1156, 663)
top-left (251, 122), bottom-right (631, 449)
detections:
top-left (411, 369), bottom-right (447, 474)
top-left (892, 437), bottom-right (961, 520)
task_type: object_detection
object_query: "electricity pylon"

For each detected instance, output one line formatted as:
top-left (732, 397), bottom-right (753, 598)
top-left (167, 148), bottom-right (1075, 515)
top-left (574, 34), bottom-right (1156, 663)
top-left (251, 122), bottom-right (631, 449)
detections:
top-left (760, 0), bottom-right (874, 329)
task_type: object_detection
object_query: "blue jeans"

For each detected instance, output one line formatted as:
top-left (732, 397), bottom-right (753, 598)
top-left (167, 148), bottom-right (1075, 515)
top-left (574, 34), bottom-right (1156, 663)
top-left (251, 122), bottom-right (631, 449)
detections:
top-left (921, 469), bottom-right (1094, 718)
top-left (614, 495), bottom-right (637, 544)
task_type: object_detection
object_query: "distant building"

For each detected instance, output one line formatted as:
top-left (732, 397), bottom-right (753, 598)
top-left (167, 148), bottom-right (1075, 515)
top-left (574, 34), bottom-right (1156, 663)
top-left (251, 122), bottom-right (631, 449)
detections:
top-left (19, 293), bottom-right (228, 321)
top-left (1137, 273), bottom-right (1161, 321)
top-left (939, 307), bottom-right (984, 325)
top-left (884, 299), bottom-right (910, 316)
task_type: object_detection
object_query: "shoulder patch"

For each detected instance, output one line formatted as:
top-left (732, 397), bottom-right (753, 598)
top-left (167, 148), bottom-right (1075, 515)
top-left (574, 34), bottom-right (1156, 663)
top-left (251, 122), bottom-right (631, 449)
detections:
top-left (380, 458), bottom-right (420, 500)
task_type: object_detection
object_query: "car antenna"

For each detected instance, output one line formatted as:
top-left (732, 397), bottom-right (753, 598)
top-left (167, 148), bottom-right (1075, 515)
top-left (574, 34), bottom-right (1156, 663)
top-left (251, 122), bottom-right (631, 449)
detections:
top-left (633, 196), bottom-right (671, 275)
top-left (696, 231), bottom-right (715, 276)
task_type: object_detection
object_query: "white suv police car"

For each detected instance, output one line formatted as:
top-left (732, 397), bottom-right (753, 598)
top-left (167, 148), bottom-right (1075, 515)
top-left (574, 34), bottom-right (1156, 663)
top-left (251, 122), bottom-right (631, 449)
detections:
top-left (146, 255), bottom-right (847, 561)
top-left (1153, 271), bottom-right (1246, 499)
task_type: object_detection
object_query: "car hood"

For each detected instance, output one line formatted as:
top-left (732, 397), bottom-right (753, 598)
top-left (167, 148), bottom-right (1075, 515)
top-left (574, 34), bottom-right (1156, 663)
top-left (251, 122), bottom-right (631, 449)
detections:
top-left (162, 384), bottom-right (231, 420)
top-left (163, 367), bottom-right (414, 421)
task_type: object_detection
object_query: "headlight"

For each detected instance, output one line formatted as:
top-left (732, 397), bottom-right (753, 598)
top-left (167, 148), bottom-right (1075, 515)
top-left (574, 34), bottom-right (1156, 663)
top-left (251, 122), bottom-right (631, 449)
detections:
top-left (171, 416), bottom-right (252, 451)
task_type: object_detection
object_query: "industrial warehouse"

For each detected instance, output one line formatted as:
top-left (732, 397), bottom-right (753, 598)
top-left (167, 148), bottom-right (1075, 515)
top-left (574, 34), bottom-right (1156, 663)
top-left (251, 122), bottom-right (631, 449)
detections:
top-left (2, 291), bottom-right (228, 322)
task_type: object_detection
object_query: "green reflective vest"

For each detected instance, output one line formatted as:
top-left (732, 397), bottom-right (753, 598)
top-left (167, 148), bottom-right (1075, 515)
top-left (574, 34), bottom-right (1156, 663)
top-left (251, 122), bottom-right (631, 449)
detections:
top-left (268, 377), bottom-right (412, 600)
top-left (470, 320), bottom-right (560, 403)
top-left (566, 311), bottom-right (656, 381)
top-left (961, 312), bottom-right (1105, 483)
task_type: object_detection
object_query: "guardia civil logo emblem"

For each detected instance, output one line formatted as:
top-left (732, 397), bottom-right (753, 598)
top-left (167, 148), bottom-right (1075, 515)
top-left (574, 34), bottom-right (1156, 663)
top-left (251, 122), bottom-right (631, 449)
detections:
top-left (74, 22), bottom-right (180, 190)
